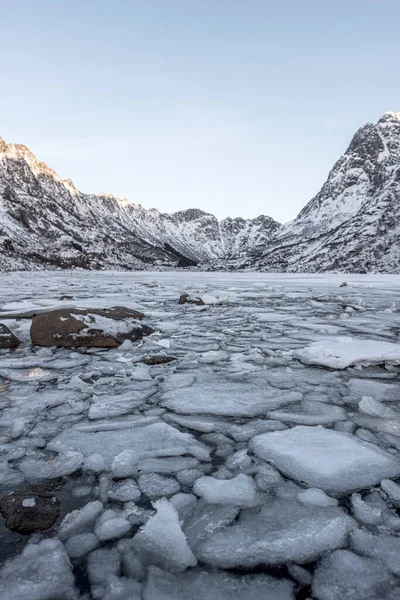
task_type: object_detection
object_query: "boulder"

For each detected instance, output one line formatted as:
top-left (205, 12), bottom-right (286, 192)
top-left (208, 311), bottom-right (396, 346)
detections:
top-left (179, 294), bottom-right (205, 306)
top-left (0, 323), bottom-right (20, 348)
top-left (30, 306), bottom-right (154, 348)
top-left (0, 481), bottom-right (62, 534)
top-left (143, 355), bottom-right (177, 365)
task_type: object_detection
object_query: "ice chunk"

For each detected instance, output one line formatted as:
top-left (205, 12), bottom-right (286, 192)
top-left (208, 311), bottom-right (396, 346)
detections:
top-left (312, 549), bottom-right (396, 600)
top-left (176, 468), bottom-right (204, 487)
top-left (200, 293), bottom-right (228, 305)
top-left (269, 400), bottom-right (346, 425)
top-left (193, 474), bottom-right (258, 507)
top-left (84, 453), bottom-right (107, 473)
top-left (228, 419), bottom-right (287, 441)
top-left (95, 517), bottom-right (132, 541)
top-left (143, 566), bottom-right (295, 600)
top-left (0, 539), bottom-right (77, 600)
top-left (351, 492), bottom-right (382, 525)
top-left (165, 412), bottom-right (225, 433)
top-left (138, 456), bottom-right (200, 474)
top-left (348, 378), bottom-right (399, 402)
top-left (170, 493), bottom-right (197, 522)
top-left (226, 449), bottom-right (252, 472)
top-left (88, 390), bottom-right (153, 420)
top-left (352, 414), bottom-right (400, 437)
top-left (294, 337), bottom-right (400, 369)
top-left (133, 499), bottom-right (197, 572)
top-left (57, 500), bottom-right (103, 541)
top-left (138, 473), bottom-right (180, 499)
top-left (250, 425), bottom-right (400, 495)
top-left (359, 396), bottom-right (397, 418)
top-left (297, 488), bottom-right (338, 507)
top-left (193, 497), bottom-right (353, 568)
top-left (19, 451), bottom-right (83, 481)
top-left (381, 479), bottom-right (400, 508)
top-left (351, 529), bottom-right (400, 576)
top-left (160, 373), bottom-right (196, 392)
top-left (109, 480), bottom-right (141, 502)
top-left (161, 381), bottom-right (302, 417)
top-left (0, 461), bottom-right (24, 487)
top-left (65, 533), bottom-right (99, 558)
top-left (112, 450), bottom-right (138, 478)
top-left (48, 422), bottom-right (206, 469)
top-left (87, 548), bottom-right (120, 587)
top-left (255, 464), bottom-right (284, 490)
top-left (198, 350), bottom-right (229, 364)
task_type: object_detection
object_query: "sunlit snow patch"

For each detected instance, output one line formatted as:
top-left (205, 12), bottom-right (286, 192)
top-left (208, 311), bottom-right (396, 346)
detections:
top-left (294, 337), bottom-right (400, 369)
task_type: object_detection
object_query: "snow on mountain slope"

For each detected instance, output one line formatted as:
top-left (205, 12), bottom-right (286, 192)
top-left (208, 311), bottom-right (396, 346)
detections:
top-left (246, 111), bottom-right (400, 273)
top-left (0, 111), bottom-right (399, 272)
top-left (0, 138), bottom-right (279, 270)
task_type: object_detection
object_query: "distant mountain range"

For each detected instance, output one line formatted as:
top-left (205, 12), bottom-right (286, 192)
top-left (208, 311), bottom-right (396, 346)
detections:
top-left (1, 111), bottom-right (399, 272)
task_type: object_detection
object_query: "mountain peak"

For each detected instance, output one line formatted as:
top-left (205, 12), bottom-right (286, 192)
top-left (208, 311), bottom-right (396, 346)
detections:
top-left (380, 111), bottom-right (400, 122)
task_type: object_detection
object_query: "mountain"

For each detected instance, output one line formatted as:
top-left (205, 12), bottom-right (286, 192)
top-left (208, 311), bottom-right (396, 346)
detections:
top-left (0, 138), bottom-right (279, 271)
top-left (0, 111), bottom-right (399, 273)
top-left (244, 111), bottom-right (400, 273)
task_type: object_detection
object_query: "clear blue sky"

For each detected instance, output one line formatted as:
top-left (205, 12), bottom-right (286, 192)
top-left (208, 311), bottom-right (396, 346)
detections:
top-left (1, 0), bottom-right (399, 222)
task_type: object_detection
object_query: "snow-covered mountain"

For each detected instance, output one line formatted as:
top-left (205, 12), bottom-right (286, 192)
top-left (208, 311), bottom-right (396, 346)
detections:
top-left (245, 111), bottom-right (400, 273)
top-left (0, 111), bottom-right (399, 272)
top-left (0, 138), bottom-right (279, 270)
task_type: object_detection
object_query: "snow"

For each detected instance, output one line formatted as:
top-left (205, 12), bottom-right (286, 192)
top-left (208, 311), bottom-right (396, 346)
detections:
top-left (250, 425), bottom-right (400, 495)
top-left (294, 337), bottom-right (400, 369)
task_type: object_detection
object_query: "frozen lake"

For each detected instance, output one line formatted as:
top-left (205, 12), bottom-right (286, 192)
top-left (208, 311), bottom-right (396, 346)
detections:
top-left (0, 271), bottom-right (400, 599)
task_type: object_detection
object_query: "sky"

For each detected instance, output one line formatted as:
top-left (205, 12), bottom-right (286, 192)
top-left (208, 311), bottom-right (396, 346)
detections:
top-left (1, 0), bottom-right (399, 223)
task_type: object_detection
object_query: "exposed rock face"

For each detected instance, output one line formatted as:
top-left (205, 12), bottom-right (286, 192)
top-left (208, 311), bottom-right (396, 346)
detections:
top-left (30, 307), bottom-right (154, 348)
top-left (0, 323), bottom-right (20, 348)
top-left (0, 111), bottom-right (399, 273)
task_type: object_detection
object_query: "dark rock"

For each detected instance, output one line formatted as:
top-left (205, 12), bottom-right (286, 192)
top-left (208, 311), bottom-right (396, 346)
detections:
top-left (179, 294), bottom-right (205, 306)
top-left (30, 306), bottom-right (154, 348)
top-left (143, 355), bottom-right (177, 365)
top-left (340, 282), bottom-right (348, 287)
top-left (177, 257), bottom-right (198, 268)
top-left (0, 323), bottom-right (20, 348)
top-left (0, 482), bottom-right (62, 534)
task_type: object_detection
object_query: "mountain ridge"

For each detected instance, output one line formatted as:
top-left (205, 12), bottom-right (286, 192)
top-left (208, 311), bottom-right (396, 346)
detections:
top-left (0, 112), bottom-right (399, 272)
